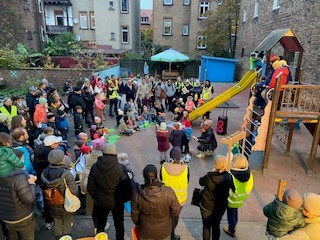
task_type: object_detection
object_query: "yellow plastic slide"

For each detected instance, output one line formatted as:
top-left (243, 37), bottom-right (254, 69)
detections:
top-left (189, 71), bottom-right (257, 121)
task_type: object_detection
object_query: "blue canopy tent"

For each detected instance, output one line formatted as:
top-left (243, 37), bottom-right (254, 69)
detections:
top-left (151, 48), bottom-right (190, 71)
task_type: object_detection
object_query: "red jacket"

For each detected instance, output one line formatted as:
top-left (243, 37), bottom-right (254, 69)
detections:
top-left (269, 67), bottom-right (289, 91)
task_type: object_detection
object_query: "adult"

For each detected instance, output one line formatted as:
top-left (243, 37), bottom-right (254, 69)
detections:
top-left (82, 78), bottom-right (94, 94)
top-left (41, 149), bottom-right (78, 238)
top-left (199, 155), bottom-right (235, 240)
top-left (0, 97), bottom-right (18, 122)
top-left (156, 122), bottom-right (170, 164)
top-left (192, 121), bottom-right (217, 158)
top-left (174, 76), bottom-right (185, 98)
top-left (139, 78), bottom-right (150, 100)
top-left (224, 154), bottom-right (254, 237)
top-left (181, 79), bottom-right (193, 102)
top-left (131, 164), bottom-right (181, 240)
top-left (143, 62), bottom-right (149, 75)
top-left (118, 77), bottom-right (125, 109)
top-left (87, 143), bottom-right (132, 239)
top-left (169, 122), bottom-right (187, 150)
top-left (69, 86), bottom-right (86, 113)
top-left (34, 135), bottom-right (62, 230)
top-left (191, 81), bottom-right (202, 107)
top-left (160, 148), bottom-right (189, 240)
top-left (163, 79), bottom-right (176, 110)
top-left (0, 168), bottom-right (37, 240)
top-left (82, 86), bottom-right (95, 125)
top-left (26, 86), bottom-right (38, 120)
top-left (108, 81), bottom-right (119, 117)
top-left (0, 113), bottom-right (10, 134)
top-left (124, 80), bottom-right (136, 102)
top-left (279, 193), bottom-right (320, 240)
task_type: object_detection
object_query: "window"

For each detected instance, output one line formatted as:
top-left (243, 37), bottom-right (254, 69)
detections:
top-left (38, 0), bottom-right (42, 13)
top-left (163, 19), bottom-right (172, 36)
top-left (183, 0), bottom-right (190, 5)
top-left (121, 27), bottom-right (129, 43)
top-left (54, 10), bottom-right (64, 26)
top-left (90, 12), bottom-right (95, 29)
top-left (110, 32), bottom-right (115, 40)
top-left (243, 7), bottom-right (247, 22)
top-left (121, 0), bottom-right (129, 13)
top-left (197, 35), bottom-right (206, 49)
top-left (199, 2), bottom-right (210, 19)
top-left (253, 1), bottom-right (259, 18)
top-left (80, 12), bottom-right (88, 29)
top-left (182, 24), bottom-right (189, 36)
top-left (109, 1), bottom-right (114, 10)
top-left (163, 0), bottom-right (173, 6)
top-left (141, 17), bottom-right (149, 24)
top-left (273, 0), bottom-right (280, 10)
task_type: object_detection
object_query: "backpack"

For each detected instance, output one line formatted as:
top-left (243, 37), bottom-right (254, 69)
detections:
top-left (44, 187), bottom-right (65, 206)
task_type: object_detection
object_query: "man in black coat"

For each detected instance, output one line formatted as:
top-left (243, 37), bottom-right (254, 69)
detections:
top-left (0, 170), bottom-right (37, 240)
top-left (25, 86), bottom-right (38, 120)
top-left (82, 86), bottom-right (95, 125)
top-left (88, 143), bottom-right (132, 240)
top-left (69, 87), bottom-right (86, 113)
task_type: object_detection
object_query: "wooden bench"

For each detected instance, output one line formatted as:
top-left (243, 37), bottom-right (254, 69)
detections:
top-left (162, 70), bottom-right (179, 81)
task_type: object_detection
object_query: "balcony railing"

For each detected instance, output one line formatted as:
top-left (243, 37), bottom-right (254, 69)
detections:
top-left (46, 25), bottom-right (73, 34)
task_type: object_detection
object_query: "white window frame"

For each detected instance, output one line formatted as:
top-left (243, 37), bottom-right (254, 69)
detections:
top-left (197, 35), bottom-right (207, 49)
top-left (90, 12), bottom-right (95, 29)
top-left (40, 26), bottom-right (45, 42)
top-left (183, 0), bottom-right (190, 6)
top-left (182, 24), bottom-right (189, 36)
top-left (163, 0), bottom-right (173, 6)
top-left (38, 0), bottom-right (42, 13)
top-left (109, 1), bottom-right (114, 10)
top-left (163, 19), bottom-right (172, 36)
top-left (253, 1), bottom-right (259, 18)
top-left (121, 26), bottom-right (129, 43)
top-left (199, 2), bottom-right (210, 19)
top-left (243, 7), bottom-right (247, 23)
top-left (121, 0), bottom-right (129, 13)
top-left (80, 12), bottom-right (88, 29)
top-left (273, 0), bottom-right (280, 10)
top-left (110, 32), bottom-right (115, 40)
top-left (141, 17), bottom-right (149, 24)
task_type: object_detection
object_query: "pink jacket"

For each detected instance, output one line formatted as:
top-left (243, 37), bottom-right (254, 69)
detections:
top-left (95, 98), bottom-right (105, 110)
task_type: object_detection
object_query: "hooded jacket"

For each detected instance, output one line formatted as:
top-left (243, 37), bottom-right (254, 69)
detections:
top-left (156, 130), bottom-right (170, 152)
top-left (34, 145), bottom-right (54, 183)
top-left (33, 104), bottom-right (47, 125)
top-left (197, 127), bottom-right (217, 151)
top-left (269, 67), bottom-right (289, 91)
top-left (279, 217), bottom-right (320, 240)
top-left (69, 92), bottom-right (86, 111)
top-left (87, 154), bottom-right (130, 209)
top-left (0, 170), bottom-right (35, 222)
top-left (263, 197), bottom-right (305, 237)
top-left (131, 181), bottom-right (181, 239)
top-left (0, 146), bottom-right (25, 178)
top-left (169, 129), bottom-right (187, 148)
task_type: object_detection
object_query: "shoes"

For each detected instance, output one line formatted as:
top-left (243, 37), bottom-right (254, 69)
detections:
top-left (171, 234), bottom-right (180, 240)
top-left (196, 152), bottom-right (205, 158)
top-left (94, 223), bottom-right (111, 235)
top-left (45, 222), bottom-right (54, 230)
top-left (223, 226), bottom-right (235, 238)
top-left (183, 154), bottom-right (191, 163)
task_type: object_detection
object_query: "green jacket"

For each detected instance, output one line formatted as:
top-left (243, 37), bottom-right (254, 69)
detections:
top-left (0, 147), bottom-right (25, 178)
top-left (263, 197), bottom-right (305, 237)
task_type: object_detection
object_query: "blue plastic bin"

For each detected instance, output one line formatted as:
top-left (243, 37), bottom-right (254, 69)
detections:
top-left (200, 56), bottom-right (238, 82)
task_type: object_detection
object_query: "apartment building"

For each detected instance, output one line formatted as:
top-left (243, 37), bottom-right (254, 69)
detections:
top-left (236, 0), bottom-right (320, 84)
top-left (141, 10), bottom-right (153, 30)
top-left (43, 0), bottom-right (141, 52)
top-left (153, 0), bottom-right (219, 57)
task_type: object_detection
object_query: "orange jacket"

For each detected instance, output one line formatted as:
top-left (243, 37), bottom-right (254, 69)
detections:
top-left (33, 104), bottom-right (47, 125)
top-left (269, 67), bottom-right (289, 91)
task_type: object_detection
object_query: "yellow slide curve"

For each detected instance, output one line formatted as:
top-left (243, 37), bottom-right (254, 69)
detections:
top-left (189, 71), bottom-right (257, 121)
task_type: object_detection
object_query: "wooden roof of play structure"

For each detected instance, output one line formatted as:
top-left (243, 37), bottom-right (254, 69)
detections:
top-left (254, 28), bottom-right (303, 52)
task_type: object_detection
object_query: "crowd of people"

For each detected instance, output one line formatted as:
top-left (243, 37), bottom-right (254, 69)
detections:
top-left (0, 72), bottom-right (319, 240)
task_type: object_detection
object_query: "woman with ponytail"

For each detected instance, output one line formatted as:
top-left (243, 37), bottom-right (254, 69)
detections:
top-left (131, 164), bottom-right (181, 240)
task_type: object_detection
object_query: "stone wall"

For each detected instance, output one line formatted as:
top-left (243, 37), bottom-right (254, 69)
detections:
top-left (236, 0), bottom-right (320, 84)
top-left (0, 68), bottom-right (93, 91)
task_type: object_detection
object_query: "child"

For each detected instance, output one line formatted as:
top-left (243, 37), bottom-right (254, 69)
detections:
top-left (116, 109), bottom-right (124, 127)
top-left (182, 121), bottom-right (192, 160)
top-left (136, 93), bottom-right (144, 115)
top-left (179, 110), bottom-right (190, 126)
top-left (0, 132), bottom-right (24, 177)
top-left (94, 93), bottom-right (106, 121)
top-left (117, 153), bottom-right (135, 179)
top-left (263, 189), bottom-right (305, 237)
top-left (46, 112), bottom-right (60, 135)
top-left (33, 97), bottom-right (48, 126)
top-left (141, 105), bottom-right (152, 122)
top-left (118, 116), bottom-right (133, 136)
top-left (128, 116), bottom-right (140, 131)
top-left (92, 125), bottom-right (104, 140)
top-left (169, 122), bottom-right (187, 149)
top-left (156, 122), bottom-right (170, 164)
top-left (128, 98), bottom-right (138, 116)
top-left (74, 105), bottom-right (84, 137)
top-left (35, 126), bottom-right (54, 147)
top-left (56, 110), bottom-right (69, 140)
top-left (185, 96), bottom-right (197, 112)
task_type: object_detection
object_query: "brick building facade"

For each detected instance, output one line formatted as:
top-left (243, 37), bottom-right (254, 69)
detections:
top-left (236, 0), bottom-right (320, 84)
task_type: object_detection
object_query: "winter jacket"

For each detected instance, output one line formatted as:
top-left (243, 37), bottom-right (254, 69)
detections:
top-left (0, 170), bottom-right (35, 221)
top-left (34, 145), bottom-right (53, 183)
top-left (41, 165), bottom-right (78, 218)
top-left (199, 171), bottom-right (235, 212)
top-left (0, 123), bottom-right (10, 134)
top-left (12, 139), bottom-right (35, 175)
top-left (26, 93), bottom-right (38, 116)
top-left (118, 120), bottom-right (131, 134)
top-left (169, 129), bottom-right (187, 148)
top-left (156, 130), bottom-right (170, 152)
top-left (163, 83), bottom-right (176, 97)
top-left (183, 127), bottom-right (193, 140)
top-left (69, 92), bottom-right (86, 111)
top-left (124, 84), bottom-right (136, 101)
top-left (33, 104), bottom-right (47, 125)
top-left (46, 121), bottom-right (60, 135)
top-left (279, 217), bottom-right (320, 240)
top-left (94, 98), bottom-right (105, 110)
top-left (197, 127), bottom-right (217, 151)
top-left (131, 181), bottom-right (181, 239)
top-left (269, 67), bottom-right (289, 91)
top-left (0, 146), bottom-right (25, 178)
top-left (87, 154), bottom-right (131, 209)
top-left (82, 92), bottom-right (95, 109)
top-left (74, 112), bottom-right (84, 133)
top-left (263, 197), bottom-right (305, 237)
top-left (56, 116), bottom-right (69, 131)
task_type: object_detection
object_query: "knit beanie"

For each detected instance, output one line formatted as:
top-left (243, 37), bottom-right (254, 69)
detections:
top-left (39, 97), bottom-right (47, 105)
top-left (282, 189), bottom-right (303, 210)
top-left (48, 149), bottom-right (65, 165)
top-left (170, 147), bottom-right (182, 162)
top-left (103, 142), bottom-right (116, 155)
top-left (81, 145), bottom-right (91, 154)
top-left (302, 193), bottom-right (320, 216)
top-left (92, 138), bottom-right (105, 151)
top-left (185, 121), bottom-right (191, 128)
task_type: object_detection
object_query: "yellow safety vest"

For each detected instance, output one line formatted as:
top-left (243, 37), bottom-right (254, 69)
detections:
top-left (228, 172), bottom-right (254, 208)
top-left (175, 81), bottom-right (185, 90)
top-left (161, 164), bottom-right (188, 205)
top-left (0, 105), bottom-right (17, 122)
top-left (202, 86), bottom-right (213, 100)
top-left (108, 87), bottom-right (119, 100)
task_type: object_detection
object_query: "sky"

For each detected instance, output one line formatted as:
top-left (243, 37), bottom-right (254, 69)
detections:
top-left (140, 0), bottom-right (153, 10)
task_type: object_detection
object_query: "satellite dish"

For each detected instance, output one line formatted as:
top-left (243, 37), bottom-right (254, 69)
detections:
top-left (73, 18), bottom-right (79, 24)
top-left (75, 35), bottom-right (81, 41)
